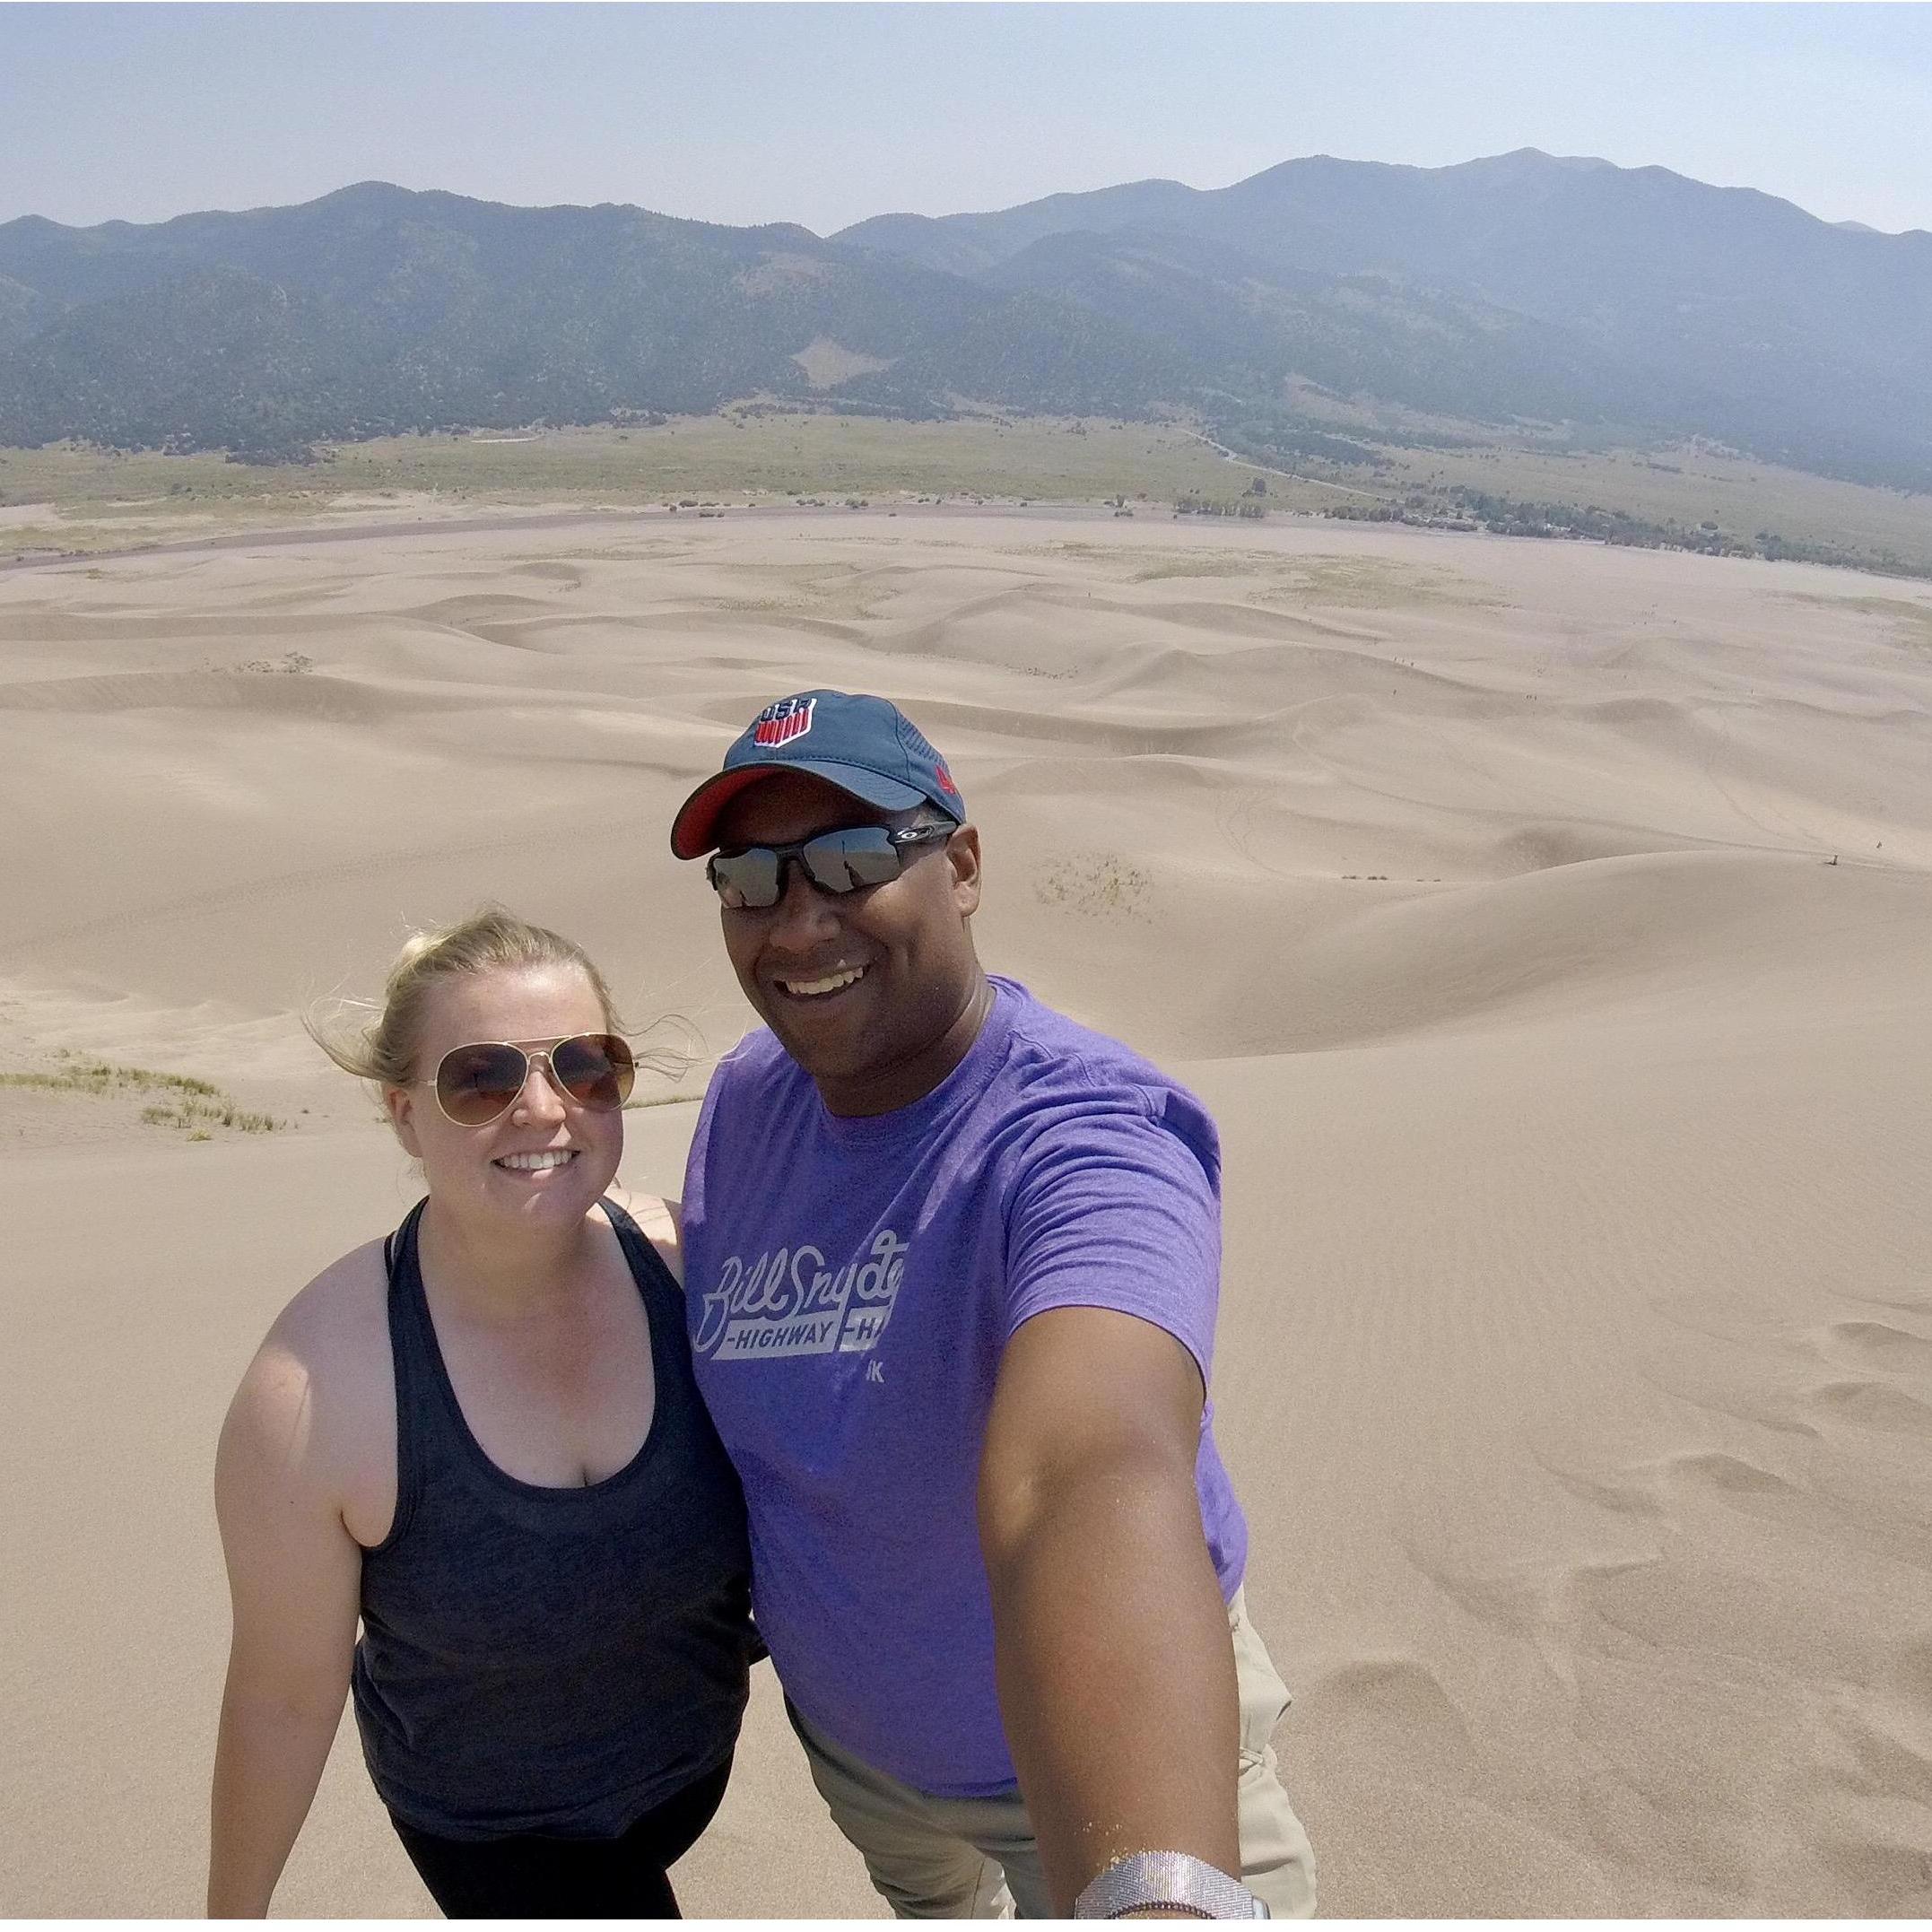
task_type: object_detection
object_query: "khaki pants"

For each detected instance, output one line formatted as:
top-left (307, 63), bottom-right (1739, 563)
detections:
top-left (788, 1589), bottom-right (1317, 1919)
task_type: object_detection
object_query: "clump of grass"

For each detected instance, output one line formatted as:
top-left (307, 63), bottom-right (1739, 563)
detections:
top-left (1258, 556), bottom-right (1501, 610)
top-left (4, 1057), bottom-right (285, 1135)
top-left (1036, 851), bottom-right (1153, 919)
top-left (2, 1057), bottom-right (221, 1100)
top-left (141, 1097), bottom-right (283, 1135)
top-left (1133, 555), bottom-right (1255, 582)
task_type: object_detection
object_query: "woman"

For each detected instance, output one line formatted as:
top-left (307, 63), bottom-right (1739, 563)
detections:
top-left (208, 909), bottom-right (754, 1919)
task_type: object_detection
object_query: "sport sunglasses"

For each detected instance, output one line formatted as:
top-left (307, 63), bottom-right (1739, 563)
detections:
top-left (419, 1033), bottom-right (636, 1127)
top-left (707, 822), bottom-right (953, 910)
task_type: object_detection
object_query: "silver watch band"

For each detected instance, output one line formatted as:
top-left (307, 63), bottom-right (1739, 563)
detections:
top-left (1073, 1851), bottom-right (1270, 1919)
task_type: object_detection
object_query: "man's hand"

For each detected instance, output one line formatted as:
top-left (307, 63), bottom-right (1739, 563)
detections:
top-left (979, 1305), bottom-right (1240, 1915)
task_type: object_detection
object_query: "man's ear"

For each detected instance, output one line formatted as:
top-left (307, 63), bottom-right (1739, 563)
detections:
top-left (385, 1083), bottom-right (424, 1159)
top-left (945, 822), bottom-right (982, 918)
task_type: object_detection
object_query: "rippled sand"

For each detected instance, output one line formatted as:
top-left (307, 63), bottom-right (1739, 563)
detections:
top-left (3, 509), bottom-right (1929, 1915)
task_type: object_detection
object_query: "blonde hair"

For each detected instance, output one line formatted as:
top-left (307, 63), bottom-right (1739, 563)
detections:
top-left (309, 907), bottom-right (630, 1091)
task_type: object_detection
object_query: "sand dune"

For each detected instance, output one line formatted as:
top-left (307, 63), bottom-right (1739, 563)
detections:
top-left (2, 512), bottom-right (1928, 1916)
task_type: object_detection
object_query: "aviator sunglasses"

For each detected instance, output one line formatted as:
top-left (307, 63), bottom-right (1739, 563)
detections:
top-left (420, 1033), bottom-right (636, 1127)
top-left (707, 822), bottom-right (953, 911)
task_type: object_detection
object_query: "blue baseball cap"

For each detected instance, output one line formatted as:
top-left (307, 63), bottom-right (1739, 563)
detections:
top-left (670, 690), bottom-right (966, 859)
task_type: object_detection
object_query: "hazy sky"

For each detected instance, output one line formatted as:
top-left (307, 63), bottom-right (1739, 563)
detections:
top-left (6, 4), bottom-right (1930, 236)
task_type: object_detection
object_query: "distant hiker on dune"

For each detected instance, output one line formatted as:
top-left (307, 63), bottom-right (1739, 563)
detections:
top-left (207, 912), bottom-right (756, 1918)
top-left (669, 690), bottom-right (1316, 1919)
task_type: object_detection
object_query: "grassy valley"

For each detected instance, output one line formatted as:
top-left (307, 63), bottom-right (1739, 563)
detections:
top-left (4, 412), bottom-right (1928, 581)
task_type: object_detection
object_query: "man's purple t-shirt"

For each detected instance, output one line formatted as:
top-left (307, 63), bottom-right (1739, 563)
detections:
top-left (681, 977), bottom-right (1249, 1798)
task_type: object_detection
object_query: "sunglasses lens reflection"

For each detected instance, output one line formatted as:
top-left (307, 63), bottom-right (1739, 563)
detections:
top-left (710, 827), bottom-right (910, 907)
top-left (553, 1034), bottom-right (635, 1110)
top-left (812, 828), bottom-right (901, 889)
top-left (436, 1043), bottom-right (529, 1125)
top-left (711, 849), bottom-right (781, 909)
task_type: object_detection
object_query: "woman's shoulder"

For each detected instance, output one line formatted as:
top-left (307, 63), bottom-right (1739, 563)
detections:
top-left (221, 1238), bottom-right (396, 1503)
top-left (603, 1188), bottom-right (683, 1287)
top-left (265, 1237), bottom-right (393, 1375)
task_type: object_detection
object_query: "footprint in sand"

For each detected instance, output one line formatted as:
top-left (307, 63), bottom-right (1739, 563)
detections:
top-left (1807, 1379), bottom-right (1932, 1438)
top-left (1815, 1320), bottom-right (1932, 1378)
top-left (1881, 1638), bottom-right (1932, 1712)
top-left (1666, 1449), bottom-right (1800, 1498)
top-left (1815, 1837), bottom-right (1932, 1915)
top-left (1819, 1691), bottom-right (1932, 1808)
top-left (1539, 1459), bottom-right (1670, 1520)
top-left (1297, 1654), bottom-right (1474, 1770)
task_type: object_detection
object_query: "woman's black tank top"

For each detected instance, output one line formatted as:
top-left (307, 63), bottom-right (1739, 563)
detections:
top-left (352, 1197), bottom-right (755, 1842)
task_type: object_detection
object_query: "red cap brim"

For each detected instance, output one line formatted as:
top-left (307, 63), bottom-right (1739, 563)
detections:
top-left (670, 757), bottom-right (940, 858)
top-left (669, 766), bottom-right (793, 860)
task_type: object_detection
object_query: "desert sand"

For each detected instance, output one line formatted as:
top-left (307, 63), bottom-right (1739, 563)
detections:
top-left (2, 508), bottom-right (1929, 1917)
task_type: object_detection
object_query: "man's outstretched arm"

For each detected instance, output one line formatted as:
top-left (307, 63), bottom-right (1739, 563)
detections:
top-left (979, 1304), bottom-right (1240, 1915)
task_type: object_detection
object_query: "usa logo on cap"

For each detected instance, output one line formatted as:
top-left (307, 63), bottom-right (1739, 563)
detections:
top-left (752, 695), bottom-right (816, 747)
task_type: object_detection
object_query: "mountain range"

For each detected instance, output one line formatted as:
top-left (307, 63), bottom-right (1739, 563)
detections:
top-left (2, 151), bottom-right (1928, 489)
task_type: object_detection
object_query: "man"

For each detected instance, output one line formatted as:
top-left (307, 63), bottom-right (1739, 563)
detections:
top-left (669, 690), bottom-right (1315, 1919)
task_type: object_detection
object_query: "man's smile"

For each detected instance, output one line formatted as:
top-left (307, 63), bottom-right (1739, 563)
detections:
top-left (774, 963), bottom-right (870, 1000)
